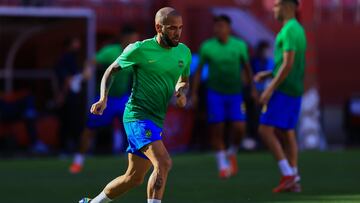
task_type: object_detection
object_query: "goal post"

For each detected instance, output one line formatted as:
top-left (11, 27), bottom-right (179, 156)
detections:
top-left (0, 6), bottom-right (96, 109)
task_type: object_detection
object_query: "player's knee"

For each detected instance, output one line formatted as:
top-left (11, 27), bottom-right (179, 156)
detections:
top-left (156, 157), bottom-right (172, 172)
top-left (162, 157), bottom-right (172, 172)
top-left (258, 125), bottom-right (267, 137)
top-left (233, 122), bottom-right (245, 131)
top-left (211, 135), bottom-right (224, 149)
top-left (211, 133), bottom-right (222, 144)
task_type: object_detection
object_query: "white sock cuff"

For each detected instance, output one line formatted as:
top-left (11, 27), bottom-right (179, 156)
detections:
top-left (147, 199), bottom-right (161, 203)
top-left (215, 151), bottom-right (229, 170)
top-left (278, 159), bottom-right (294, 176)
top-left (74, 153), bottom-right (85, 165)
top-left (91, 191), bottom-right (112, 203)
top-left (292, 166), bottom-right (298, 175)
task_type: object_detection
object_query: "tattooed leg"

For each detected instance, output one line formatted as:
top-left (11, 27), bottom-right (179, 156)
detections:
top-left (142, 140), bottom-right (172, 200)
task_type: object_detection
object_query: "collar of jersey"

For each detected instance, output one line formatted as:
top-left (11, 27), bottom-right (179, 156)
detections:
top-left (284, 18), bottom-right (297, 27)
top-left (153, 35), bottom-right (173, 51)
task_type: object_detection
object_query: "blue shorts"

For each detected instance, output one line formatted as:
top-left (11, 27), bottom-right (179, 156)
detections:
top-left (207, 89), bottom-right (246, 123)
top-left (86, 95), bottom-right (129, 129)
top-left (260, 91), bottom-right (301, 130)
top-left (123, 120), bottom-right (163, 159)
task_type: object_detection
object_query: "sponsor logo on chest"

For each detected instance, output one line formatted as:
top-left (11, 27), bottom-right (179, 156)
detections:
top-left (178, 60), bottom-right (184, 68)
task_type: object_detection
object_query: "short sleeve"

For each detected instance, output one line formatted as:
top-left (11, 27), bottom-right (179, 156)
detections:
top-left (283, 29), bottom-right (297, 51)
top-left (241, 42), bottom-right (250, 63)
top-left (116, 42), bottom-right (141, 69)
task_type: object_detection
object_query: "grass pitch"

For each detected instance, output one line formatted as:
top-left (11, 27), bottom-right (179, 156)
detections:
top-left (1, 150), bottom-right (360, 203)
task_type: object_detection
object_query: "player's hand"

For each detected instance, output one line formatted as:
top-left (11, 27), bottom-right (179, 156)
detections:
top-left (90, 99), bottom-right (107, 115)
top-left (175, 92), bottom-right (187, 108)
top-left (254, 71), bottom-right (268, 82)
top-left (253, 72), bottom-right (264, 82)
top-left (259, 88), bottom-right (273, 105)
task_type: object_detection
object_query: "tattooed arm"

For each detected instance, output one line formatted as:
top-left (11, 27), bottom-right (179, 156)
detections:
top-left (90, 61), bottom-right (120, 115)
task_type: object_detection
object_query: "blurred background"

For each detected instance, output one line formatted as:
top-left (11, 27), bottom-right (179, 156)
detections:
top-left (1, 0), bottom-right (360, 155)
top-left (0, 0), bottom-right (360, 203)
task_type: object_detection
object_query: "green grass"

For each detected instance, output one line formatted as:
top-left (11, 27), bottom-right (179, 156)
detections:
top-left (1, 150), bottom-right (360, 203)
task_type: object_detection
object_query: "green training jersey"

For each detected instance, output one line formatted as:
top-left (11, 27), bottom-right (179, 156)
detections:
top-left (273, 18), bottom-right (307, 97)
top-left (116, 37), bottom-right (191, 127)
top-left (96, 44), bottom-right (132, 97)
top-left (199, 36), bottom-right (249, 94)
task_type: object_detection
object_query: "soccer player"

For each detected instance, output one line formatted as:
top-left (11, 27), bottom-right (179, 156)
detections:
top-left (55, 37), bottom-right (91, 154)
top-left (254, 0), bottom-right (306, 193)
top-left (79, 7), bottom-right (191, 203)
top-left (245, 41), bottom-right (274, 147)
top-left (69, 26), bottom-right (140, 174)
top-left (191, 15), bottom-right (255, 179)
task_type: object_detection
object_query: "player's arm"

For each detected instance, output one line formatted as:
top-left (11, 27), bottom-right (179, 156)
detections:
top-left (253, 70), bottom-right (273, 82)
top-left (268, 51), bottom-right (295, 88)
top-left (190, 63), bottom-right (203, 107)
top-left (175, 76), bottom-right (189, 108)
top-left (90, 61), bottom-right (120, 115)
top-left (176, 76), bottom-right (189, 96)
top-left (260, 51), bottom-right (295, 104)
top-left (241, 43), bottom-right (258, 100)
top-left (243, 62), bottom-right (252, 85)
top-left (91, 41), bottom-right (139, 114)
top-left (243, 61), bottom-right (258, 100)
top-left (99, 61), bottom-right (120, 100)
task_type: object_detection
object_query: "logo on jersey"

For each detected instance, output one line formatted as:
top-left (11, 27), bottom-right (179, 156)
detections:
top-left (145, 129), bottom-right (152, 138)
top-left (178, 60), bottom-right (184, 68)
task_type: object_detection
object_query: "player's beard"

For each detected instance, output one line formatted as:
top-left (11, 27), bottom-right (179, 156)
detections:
top-left (274, 12), bottom-right (283, 22)
top-left (161, 33), bottom-right (178, 47)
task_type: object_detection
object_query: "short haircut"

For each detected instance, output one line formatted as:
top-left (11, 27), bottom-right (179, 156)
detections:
top-left (214, 14), bottom-right (231, 25)
top-left (155, 7), bottom-right (180, 25)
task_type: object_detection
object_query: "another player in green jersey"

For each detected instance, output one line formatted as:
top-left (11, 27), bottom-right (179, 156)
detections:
top-left (255, 0), bottom-right (306, 193)
top-left (191, 15), bottom-right (255, 179)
